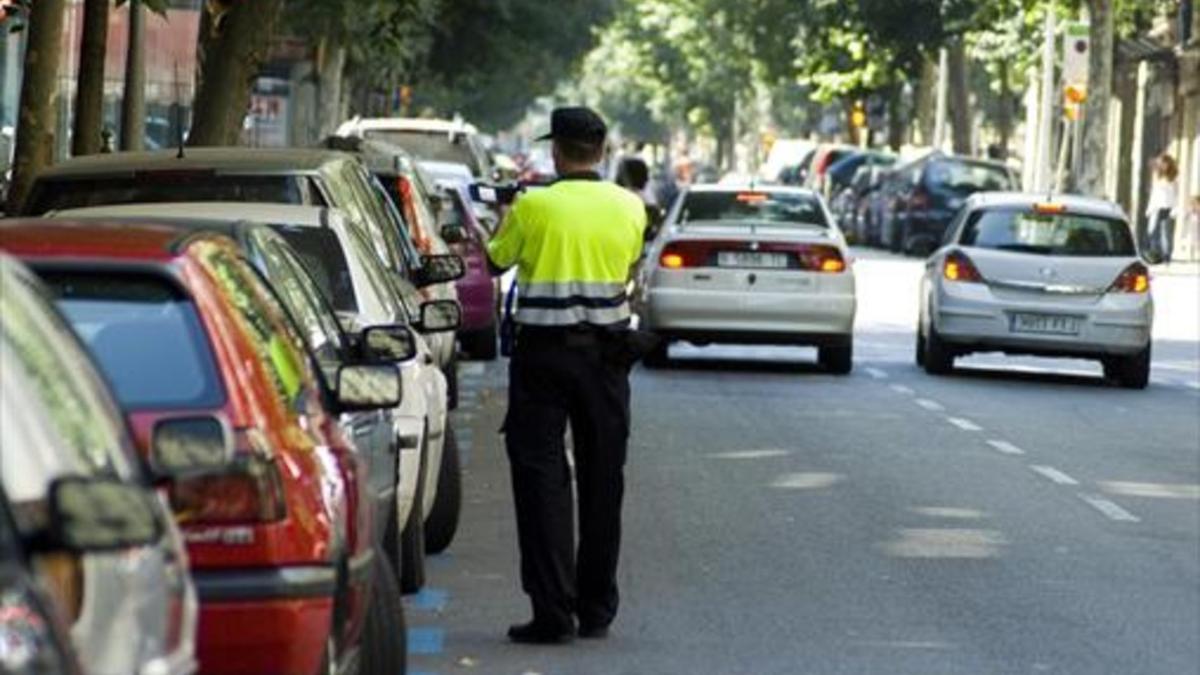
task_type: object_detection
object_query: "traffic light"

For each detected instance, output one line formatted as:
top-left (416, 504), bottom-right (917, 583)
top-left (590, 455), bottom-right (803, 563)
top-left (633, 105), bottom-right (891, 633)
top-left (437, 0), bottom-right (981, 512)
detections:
top-left (850, 100), bottom-right (867, 129)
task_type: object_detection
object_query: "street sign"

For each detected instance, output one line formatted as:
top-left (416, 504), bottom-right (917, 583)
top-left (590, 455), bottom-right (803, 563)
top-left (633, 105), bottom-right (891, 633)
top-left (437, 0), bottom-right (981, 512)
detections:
top-left (1063, 21), bottom-right (1090, 89)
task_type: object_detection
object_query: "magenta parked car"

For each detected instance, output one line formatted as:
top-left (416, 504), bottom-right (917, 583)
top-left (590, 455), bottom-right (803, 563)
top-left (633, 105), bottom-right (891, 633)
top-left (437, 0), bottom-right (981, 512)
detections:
top-left (438, 182), bottom-right (500, 360)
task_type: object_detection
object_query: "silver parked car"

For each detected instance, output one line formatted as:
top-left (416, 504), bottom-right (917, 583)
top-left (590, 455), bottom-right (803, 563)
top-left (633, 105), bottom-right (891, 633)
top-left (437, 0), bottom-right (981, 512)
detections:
top-left (635, 185), bottom-right (857, 372)
top-left (917, 193), bottom-right (1154, 388)
top-left (0, 254), bottom-right (199, 675)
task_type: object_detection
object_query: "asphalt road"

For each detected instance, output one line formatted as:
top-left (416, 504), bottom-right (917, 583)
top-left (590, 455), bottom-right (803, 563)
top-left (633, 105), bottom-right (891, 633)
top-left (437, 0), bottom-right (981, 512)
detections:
top-left (406, 250), bottom-right (1200, 675)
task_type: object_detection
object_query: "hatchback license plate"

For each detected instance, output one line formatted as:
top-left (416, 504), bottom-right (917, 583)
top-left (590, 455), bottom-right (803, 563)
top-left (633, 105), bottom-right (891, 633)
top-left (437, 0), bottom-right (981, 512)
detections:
top-left (717, 251), bottom-right (788, 269)
top-left (1010, 313), bottom-right (1081, 335)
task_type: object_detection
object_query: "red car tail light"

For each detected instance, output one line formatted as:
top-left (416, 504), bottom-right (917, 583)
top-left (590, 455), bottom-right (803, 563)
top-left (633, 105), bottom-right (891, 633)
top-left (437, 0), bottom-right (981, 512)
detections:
top-left (1108, 262), bottom-right (1150, 294)
top-left (169, 454), bottom-right (287, 525)
top-left (943, 250), bottom-right (984, 283)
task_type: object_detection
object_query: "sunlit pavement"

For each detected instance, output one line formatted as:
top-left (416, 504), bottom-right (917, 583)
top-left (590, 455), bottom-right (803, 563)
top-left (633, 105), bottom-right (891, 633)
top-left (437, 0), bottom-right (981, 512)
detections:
top-left (409, 249), bottom-right (1199, 675)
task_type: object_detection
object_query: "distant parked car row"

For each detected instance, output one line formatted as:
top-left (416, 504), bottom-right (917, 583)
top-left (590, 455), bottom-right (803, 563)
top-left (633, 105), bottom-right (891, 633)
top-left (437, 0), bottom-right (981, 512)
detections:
top-left (0, 114), bottom-right (507, 674)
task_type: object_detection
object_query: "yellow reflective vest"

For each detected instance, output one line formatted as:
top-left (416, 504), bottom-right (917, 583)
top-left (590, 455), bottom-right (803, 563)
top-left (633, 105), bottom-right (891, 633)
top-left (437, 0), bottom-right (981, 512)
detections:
top-left (487, 176), bottom-right (646, 326)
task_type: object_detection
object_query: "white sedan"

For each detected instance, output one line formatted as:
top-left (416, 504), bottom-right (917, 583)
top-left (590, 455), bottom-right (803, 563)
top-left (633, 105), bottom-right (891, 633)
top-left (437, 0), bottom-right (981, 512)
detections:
top-left (635, 185), bottom-right (857, 372)
top-left (917, 193), bottom-right (1153, 388)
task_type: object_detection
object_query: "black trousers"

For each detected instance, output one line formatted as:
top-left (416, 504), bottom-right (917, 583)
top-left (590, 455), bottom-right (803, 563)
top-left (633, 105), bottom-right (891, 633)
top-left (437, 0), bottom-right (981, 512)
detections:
top-left (503, 330), bottom-right (631, 630)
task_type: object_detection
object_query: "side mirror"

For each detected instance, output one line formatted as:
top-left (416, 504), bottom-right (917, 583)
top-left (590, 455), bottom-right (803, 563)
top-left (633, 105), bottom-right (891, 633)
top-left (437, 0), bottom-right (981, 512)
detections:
top-left (336, 364), bottom-right (403, 411)
top-left (440, 223), bottom-right (467, 245)
top-left (150, 415), bottom-right (234, 479)
top-left (412, 254), bottom-right (465, 288)
top-left (39, 477), bottom-right (163, 553)
top-left (416, 300), bottom-right (462, 333)
top-left (361, 324), bottom-right (418, 363)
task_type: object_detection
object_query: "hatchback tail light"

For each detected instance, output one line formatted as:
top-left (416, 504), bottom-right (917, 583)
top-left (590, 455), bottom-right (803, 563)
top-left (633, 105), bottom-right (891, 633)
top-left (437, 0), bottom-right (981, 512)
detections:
top-left (1108, 262), bottom-right (1150, 294)
top-left (943, 250), bottom-right (984, 283)
top-left (169, 454), bottom-right (286, 524)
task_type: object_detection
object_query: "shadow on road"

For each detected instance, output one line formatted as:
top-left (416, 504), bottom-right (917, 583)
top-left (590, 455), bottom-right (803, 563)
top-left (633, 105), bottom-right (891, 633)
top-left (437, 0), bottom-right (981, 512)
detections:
top-left (642, 356), bottom-right (828, 376)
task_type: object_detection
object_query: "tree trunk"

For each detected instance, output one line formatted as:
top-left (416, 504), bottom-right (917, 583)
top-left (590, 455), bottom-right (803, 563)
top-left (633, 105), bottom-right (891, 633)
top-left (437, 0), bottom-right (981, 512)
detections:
top-left (996, 59), bottom-right (1012, 156)
top-left (316, 39), bottom-right (346, 139)
top-left (946, 38), bottom-right (972, 155)
top-left (886, 84), bottom-right (905, 151)
top-left (914, 55), bottom-right (937, 145)
top-left (188, 0), bottom-right (283, 146)
top-left (1077, 0), bottom-right (1114, 196)
top-left (7, 0), bottom-right (67, 213)
top-left (72, 0), bottom-right (110, 156)
top-left (120, 0), bottom-right (145, 151)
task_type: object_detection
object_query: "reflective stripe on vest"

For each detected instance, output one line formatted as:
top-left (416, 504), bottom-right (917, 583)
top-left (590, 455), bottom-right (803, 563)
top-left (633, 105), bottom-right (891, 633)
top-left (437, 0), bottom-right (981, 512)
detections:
top-left (515, 280), bottom-right (630, 326)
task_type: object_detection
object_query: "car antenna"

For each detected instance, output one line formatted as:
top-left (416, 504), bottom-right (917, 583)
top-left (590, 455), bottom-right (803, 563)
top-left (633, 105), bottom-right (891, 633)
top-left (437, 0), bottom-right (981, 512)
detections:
top-left (174, 60), bottom-right (185, 159)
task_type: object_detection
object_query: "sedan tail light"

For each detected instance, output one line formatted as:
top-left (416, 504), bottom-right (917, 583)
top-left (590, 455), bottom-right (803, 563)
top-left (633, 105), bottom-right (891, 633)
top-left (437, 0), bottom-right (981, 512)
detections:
top-left (169, 454), bottom-right (287, 524)
top-left (659, 240), bottom-right (847, 272)
top-left (1108, 262), bottom-right (1150, 294)
top-left (943, 250), bottom-right (984, 283)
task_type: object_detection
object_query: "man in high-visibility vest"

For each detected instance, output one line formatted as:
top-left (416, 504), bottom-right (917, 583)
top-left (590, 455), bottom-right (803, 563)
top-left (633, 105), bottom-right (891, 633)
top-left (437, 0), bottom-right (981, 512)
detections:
top-left (487, 107), bottom-right (648, 644)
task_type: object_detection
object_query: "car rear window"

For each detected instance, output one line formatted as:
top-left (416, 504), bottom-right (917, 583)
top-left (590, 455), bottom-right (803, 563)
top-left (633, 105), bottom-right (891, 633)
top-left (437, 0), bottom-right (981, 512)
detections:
top-left (271, 226), bottom-right (359, 312)
top-left (924, 160), bottom-right (1013, 193)
top-left (26, 175), bottom-right (322, 214)
top-left (362, 130), bottom-right (483, 177)
top-left (41, 272), bottom-right (225, 409)
top-left (681, 191), bottom-right (828, 227)
top-left (961, 208), bottom-right (1136, 256)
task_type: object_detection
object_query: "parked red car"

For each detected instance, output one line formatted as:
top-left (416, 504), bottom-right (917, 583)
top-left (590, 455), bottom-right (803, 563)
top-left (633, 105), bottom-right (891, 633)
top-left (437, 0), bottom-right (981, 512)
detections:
top-left (436, 182), bottom-right (500, 360)
top-left (0, 222), bottom-right (407, 675)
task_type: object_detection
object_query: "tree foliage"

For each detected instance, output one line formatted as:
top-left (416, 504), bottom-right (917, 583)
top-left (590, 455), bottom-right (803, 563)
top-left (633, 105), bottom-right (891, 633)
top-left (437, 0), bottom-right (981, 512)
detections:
top-left (414, 0), bottom-right (617, 130)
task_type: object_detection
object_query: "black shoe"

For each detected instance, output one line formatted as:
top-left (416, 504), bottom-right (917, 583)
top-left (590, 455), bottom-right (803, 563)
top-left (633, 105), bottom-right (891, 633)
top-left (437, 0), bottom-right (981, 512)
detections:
top-left (507, 620), bottom-right (575, 645)
top-left (578, 622), bottom-right (609, 639)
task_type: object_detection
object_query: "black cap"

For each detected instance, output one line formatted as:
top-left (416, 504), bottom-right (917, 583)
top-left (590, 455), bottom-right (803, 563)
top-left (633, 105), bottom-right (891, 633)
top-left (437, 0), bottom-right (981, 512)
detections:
top-left (535, 106), bottom-right (607, 144)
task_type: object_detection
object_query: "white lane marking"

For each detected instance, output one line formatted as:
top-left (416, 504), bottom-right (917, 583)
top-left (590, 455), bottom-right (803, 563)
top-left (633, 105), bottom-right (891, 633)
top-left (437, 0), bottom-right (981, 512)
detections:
top-left (709, 449), bottom-right (792, 460)
top-left (986, 439), bottom-right (1026, 456)
top-left (1100, 481), bottom-right (1200, 500)
top-left (882, 528), bottom-right (1006, 559)
top-left (1029, 465), bottom-right (1080, 486)
top-left (1079, 494), bottom-right (1141, 522)
top-left (771, 472), bottom-right (843, 489)
top-left (946, 417), bottom-right (982, 432)
top-left (890, 384), bottom-right (915, 395)
top-left (915, 398), bottom-right (944, 411)
top-left (911, 506), bottom-right (985, 520)
top-left (865, 367), bottom-right (888, 380)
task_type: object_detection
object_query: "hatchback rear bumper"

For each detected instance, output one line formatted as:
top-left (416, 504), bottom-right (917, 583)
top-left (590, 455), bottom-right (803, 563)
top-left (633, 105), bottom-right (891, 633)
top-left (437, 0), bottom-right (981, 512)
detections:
top-left (194, 566), bottom-right (338, 674)
top-left (934, 281), bottom-right (1152, 357)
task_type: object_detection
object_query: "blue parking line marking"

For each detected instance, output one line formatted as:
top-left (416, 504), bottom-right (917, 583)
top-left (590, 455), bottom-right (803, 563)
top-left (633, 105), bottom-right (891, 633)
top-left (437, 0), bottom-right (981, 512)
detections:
top-left (410, 587), bottom-right (448, 612)
top-left (410, 671), bottom-right (440, 675)
top-left (408, 627), bottom-right (445, 655)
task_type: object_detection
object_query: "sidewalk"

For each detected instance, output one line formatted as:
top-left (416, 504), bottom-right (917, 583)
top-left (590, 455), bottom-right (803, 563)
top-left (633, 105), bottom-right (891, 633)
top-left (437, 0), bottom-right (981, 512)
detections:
top-left (1152, 260), bottom-right (1200, 276)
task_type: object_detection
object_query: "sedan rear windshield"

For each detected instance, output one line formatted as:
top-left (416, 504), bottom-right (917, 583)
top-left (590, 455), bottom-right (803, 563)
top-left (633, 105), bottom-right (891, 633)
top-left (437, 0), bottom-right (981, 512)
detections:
top-left (25, 175), bottom-right (322, 214)
top-left (961, 208), bottom-right (1136, 256)
top-left (681, 191), bottom-right (828, 227)
top-left (271, 226), bottom-right (359, 312)
top-left (41, 272), bottom-right (225, 409)
top-left (362, 130), bottom-right (483, 177)
top-left (925, 160), bottom-right (1013, 193)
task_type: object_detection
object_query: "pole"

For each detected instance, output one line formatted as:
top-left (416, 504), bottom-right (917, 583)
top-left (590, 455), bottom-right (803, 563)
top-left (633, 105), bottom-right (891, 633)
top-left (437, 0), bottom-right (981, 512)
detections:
top-left (1036, 10), bottom-right (1056, 192)
top-left (933, 48), bottom-right (948, 151)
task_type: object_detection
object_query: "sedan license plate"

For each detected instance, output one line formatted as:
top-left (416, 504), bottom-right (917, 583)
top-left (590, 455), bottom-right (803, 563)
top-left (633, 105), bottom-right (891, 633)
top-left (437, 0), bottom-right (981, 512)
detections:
top-left (717, 251), bottom-right (788, 269)
top-left (1010, 312), bottom-right (1081, 335)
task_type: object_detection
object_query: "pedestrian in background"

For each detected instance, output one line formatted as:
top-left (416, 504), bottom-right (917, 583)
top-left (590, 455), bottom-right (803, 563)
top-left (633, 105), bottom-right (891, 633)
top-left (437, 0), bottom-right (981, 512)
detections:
top-left (615, 155), bottom-right (665, 242)
top-left (1145, 153), bottom-right (1179, 264)
top-left (487, 106), bottom-right (649, 644)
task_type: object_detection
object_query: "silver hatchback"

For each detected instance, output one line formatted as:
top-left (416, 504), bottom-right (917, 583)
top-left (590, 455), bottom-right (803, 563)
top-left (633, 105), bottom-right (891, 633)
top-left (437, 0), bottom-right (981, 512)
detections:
top-left (918, 193), bottom-right (1153, 388)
